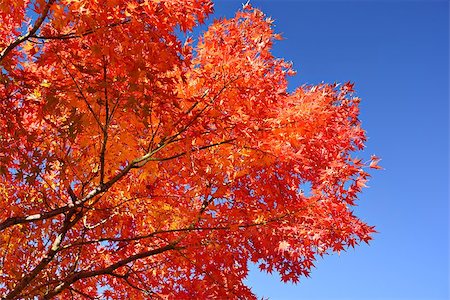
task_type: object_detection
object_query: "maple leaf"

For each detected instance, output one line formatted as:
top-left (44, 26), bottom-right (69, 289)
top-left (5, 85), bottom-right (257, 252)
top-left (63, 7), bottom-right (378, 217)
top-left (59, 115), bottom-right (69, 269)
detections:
top-left (369, 155), bottom-right (383, 170)
top-left (278, 240), bottom-right (290, 252)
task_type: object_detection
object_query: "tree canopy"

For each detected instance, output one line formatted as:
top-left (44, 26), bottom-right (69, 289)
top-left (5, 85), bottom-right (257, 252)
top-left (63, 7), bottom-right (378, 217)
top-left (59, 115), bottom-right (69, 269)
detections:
top-left (0, 0), bottom-right (377, 298)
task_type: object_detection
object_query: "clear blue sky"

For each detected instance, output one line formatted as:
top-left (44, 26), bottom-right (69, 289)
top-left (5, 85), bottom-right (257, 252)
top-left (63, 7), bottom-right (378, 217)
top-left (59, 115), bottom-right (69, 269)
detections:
top-left (208, 1), bottom-right (449, 299)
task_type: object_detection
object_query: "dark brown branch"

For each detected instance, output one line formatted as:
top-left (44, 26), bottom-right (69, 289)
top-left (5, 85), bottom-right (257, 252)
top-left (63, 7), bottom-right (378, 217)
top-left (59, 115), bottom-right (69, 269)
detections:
top-left (31, 19), bottom-right (130, 40)
top-left (43, 242), bottom-right (182, 299)
top-left (5, 208), bottom-right (83, 299)
top-left (1, 76), bottom-right (242, 297)
top-left (0, 139), bottom-right (170, 232)
top-left (109, 269), bottom-right (161, 298)
top-left (56, 54), bottom-right (104, 130)
top-left (169, 76), bottom-right (240, 142)
top-left (0, 0), bottom-right (55, 62)
top-left (68, 287), bottom-right (96, 300)
top-left (99, 56), bottom-right (109, 185)
top-left (141, 139), bottom-right (235, 165)
top-left (0, 204), bottom-right (70, 232)
top-left (59, 212), bottom-right (292, 252)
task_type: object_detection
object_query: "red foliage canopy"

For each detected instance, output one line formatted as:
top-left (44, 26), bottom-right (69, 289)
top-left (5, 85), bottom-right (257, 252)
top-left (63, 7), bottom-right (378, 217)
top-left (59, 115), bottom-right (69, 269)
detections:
top-left (0, 1), bottom-right (376, 298)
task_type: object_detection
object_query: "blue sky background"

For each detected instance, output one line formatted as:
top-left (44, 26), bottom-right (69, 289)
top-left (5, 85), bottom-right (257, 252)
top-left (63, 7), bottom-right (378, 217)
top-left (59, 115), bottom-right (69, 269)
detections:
top-left (207, 1), bottom-right (449, 299)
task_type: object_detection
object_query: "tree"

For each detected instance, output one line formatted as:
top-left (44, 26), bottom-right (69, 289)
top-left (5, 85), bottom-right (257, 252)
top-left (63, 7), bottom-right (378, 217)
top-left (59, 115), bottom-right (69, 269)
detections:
top-left (0, 1), bottom-right (377, 298)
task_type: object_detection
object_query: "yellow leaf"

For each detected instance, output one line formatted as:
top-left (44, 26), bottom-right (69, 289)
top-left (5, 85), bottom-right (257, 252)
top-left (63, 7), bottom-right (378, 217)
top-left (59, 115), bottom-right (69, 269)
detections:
top-left (22, 42), bottom-right (33, 52)
top-left (40, 80), bottom-right (51, 88)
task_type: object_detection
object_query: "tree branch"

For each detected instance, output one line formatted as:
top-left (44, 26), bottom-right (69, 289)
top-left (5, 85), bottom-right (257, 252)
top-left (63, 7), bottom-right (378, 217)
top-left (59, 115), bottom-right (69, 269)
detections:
top-left (59, 212), bottom-right (293, 252)
top-left (4, 207), bottom-right (83, 299)
top-left (43, 242), bottom-right (182, 299)
top-left (56, 53), bottom-right (104, 130)
top-left (0, 139), bottom-right (170, 232)
top-left (30, 19), bottom-right (131, 41)
top-left (142, 139), bottom-right (235, 165)
top-left (0, 204), bottom-right (70, 232)
top-left (99, 56), bottom-right (109, 185)
top-left (0, 0), bottom-right (55, 62)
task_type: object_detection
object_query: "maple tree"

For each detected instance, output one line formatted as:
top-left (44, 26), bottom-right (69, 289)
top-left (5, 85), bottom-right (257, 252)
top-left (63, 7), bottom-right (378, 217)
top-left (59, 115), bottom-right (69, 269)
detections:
top-left (0, 0), bottom-right (378, 299)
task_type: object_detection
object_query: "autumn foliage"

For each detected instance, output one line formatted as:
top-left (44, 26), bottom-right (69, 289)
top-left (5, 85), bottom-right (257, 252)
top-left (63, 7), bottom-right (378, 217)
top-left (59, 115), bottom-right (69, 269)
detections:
top-left (0, 0), bottom-right (377, 298)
